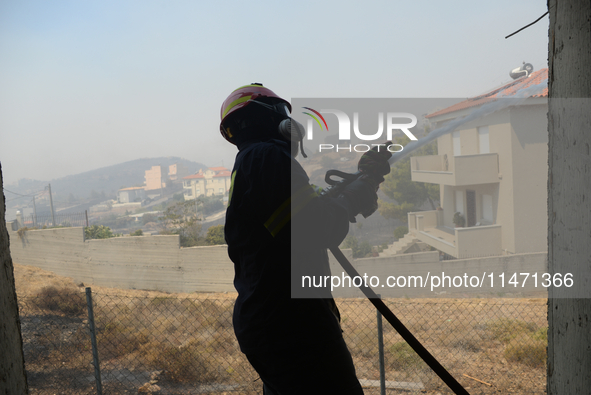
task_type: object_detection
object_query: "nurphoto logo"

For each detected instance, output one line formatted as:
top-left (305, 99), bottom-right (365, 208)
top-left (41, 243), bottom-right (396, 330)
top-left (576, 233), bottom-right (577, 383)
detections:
top-left (298, 105), bottom-right (418, 153)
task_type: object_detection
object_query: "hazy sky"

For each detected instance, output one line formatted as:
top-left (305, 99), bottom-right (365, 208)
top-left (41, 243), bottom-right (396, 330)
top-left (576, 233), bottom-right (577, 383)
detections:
top-left (0, 0), bottom-right (549, 186)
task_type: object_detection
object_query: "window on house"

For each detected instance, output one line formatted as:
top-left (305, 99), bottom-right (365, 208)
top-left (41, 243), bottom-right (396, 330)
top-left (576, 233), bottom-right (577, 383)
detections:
top-left (453, 131), bottom-right (461, 156)
top-left (482, 194), bottom-right (493, 223)
top-left (455, 190), bottom-right (464, 215)
top-left (478, 126), bottom-right (490, 154)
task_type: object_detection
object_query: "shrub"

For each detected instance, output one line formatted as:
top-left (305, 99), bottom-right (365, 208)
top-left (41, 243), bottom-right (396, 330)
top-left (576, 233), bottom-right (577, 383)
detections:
top-left (485, 320), bottom-right (546, 368)
top-left (205, 225), bottom-right (225, 245)
top-left (341, 235), bottom-right (373, 258)
top-left (85, 225), bottom-right (116, 239)
top-left (130, 229), bottom-right (143, 236)
top-left (32, 286), bottom-right (86, 316)
top-left (504, 333), bottom-right (546, 368)
top-left (389, 342), bottom-right (422, 370)
top-left (393, 226), bottom-right (408, 240)
top-left (486, 319), bottom-right (537, 344)
top-left (453, 212), bottom-right (465, 227)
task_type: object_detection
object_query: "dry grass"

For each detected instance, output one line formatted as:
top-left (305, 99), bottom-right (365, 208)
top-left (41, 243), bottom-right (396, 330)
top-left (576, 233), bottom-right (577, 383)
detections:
top-left (337, 297), bottom-right (548, 394)
top-left (31, 286), bottom-right (86, 316)
top-left (15, 263), bottom-right (548, 394)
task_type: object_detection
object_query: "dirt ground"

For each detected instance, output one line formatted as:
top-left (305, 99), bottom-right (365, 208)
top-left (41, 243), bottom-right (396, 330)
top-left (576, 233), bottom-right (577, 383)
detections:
top-left (13, 263), bottom-right (547, 394)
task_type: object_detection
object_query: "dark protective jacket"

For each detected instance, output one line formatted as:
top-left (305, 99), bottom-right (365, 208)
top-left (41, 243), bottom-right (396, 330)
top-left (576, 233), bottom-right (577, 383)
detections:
top-left (225, 137), bottom-right (352, 353)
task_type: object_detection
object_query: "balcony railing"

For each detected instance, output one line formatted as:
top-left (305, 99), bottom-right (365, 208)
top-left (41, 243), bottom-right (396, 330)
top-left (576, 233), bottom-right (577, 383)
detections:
top-left (411, 153), bottom-right (500, 186)
top-left (408, 209), bottom-right (502, 258)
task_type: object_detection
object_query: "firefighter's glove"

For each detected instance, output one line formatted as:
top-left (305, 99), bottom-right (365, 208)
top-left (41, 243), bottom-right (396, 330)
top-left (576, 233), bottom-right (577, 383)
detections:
top-left (338, 176), bottom-right (379, 222)
top-left (357, 142), bottom-right (393, 184)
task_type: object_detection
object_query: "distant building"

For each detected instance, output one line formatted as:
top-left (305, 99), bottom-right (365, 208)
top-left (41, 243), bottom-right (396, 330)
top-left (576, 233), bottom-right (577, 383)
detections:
top-left (406, 68), bottom-right (548, 258)
top-left (117, 186), bottom-right (147, 204)
top-left (144, 165), bottom-right (168, 191)
top-left (182, 167), bottom-right (232, 200)
top-left (168, 163), bottom-right (190, 182)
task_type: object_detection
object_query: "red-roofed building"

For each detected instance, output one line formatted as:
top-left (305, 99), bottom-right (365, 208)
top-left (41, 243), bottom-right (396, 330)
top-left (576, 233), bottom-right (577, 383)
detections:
top-left (182, 167), bottom-right (232, 200)
top-left (405, 69), bottom-right (548, 258)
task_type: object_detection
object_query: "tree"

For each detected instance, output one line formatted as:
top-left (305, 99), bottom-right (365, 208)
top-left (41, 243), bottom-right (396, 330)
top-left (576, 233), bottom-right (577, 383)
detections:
top-left (196, 195), bottom-right (224, 217)
top-left (173, 192), bottom-right (184, 202)
top-left (159, 200), bottom-right (204, 247)
top-left (205, 225), bottom-right (225, 245)
top-left (341, 235), bottom-right (372, 258)
top-left (85, 225), bottom-right (116, 239)
top-left (378, 136), bottom-right (439, 222)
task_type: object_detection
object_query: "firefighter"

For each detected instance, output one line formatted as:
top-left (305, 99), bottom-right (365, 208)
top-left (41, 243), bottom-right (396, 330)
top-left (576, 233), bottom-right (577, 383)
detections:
top-left (221, 83), bottom-right (390, 394)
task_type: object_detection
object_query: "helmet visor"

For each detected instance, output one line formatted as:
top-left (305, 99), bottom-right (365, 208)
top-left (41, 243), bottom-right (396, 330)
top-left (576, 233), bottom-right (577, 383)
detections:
top-left (250, 100), bottom-right (291, 118)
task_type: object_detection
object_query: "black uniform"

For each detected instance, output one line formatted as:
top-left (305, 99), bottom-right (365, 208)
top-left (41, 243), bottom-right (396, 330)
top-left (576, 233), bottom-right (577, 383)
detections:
top-left (225, 136), bottom-right (364, 394)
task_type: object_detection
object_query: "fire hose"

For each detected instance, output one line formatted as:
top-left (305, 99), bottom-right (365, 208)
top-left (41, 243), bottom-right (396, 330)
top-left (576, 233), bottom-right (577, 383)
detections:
top-left (320, 168), bottom-right (470, 395)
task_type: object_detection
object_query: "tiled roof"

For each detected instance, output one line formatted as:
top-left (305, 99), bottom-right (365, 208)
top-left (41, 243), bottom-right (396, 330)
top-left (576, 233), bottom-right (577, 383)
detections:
top-left (213, 170), bottom-right (232, 177)
top-left (209, 166), bottom-right (229, 172)
top-left (183, 174), bottom-right (205, 180)
top-left (427, 68), bottom-right (548, 119)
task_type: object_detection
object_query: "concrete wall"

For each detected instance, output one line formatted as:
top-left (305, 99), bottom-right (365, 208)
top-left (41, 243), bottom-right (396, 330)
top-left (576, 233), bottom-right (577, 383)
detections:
top-left (510, 104), bottom-right (548, 253)
top-left (9, 227), bottom-right (547, 299)
top-left (328, 250), bottom-right (547, 298)
top-left (8, 227), bottom-right (235, 293)
top-left (455, 224), bottom-right (502, 258)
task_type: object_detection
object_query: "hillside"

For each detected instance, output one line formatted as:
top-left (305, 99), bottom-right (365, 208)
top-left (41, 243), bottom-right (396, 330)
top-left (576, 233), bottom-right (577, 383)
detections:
top-left (10, 157), bottom-right (207, 200)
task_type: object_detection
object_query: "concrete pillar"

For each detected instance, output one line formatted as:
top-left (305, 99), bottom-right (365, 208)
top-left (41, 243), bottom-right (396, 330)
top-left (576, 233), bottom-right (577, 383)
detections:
top-left (0, 164), bottom-right (28, 394)
top-left (15, 210), bottom-right (23, 229)
top-left (547, 1), bottom-right (591, 393)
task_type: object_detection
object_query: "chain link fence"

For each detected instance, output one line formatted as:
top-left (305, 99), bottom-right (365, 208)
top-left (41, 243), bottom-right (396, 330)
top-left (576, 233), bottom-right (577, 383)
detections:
top-left (21, 211), bottom-right (88, 228)
top-left (18, 288), bottom-right (547, 394)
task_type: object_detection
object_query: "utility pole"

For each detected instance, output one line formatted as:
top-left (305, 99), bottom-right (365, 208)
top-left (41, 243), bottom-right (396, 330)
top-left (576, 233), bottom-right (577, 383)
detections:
top-left (32, 196), bottom-right (37, 227)
top-left (48, 184), bottom-right (56, 227)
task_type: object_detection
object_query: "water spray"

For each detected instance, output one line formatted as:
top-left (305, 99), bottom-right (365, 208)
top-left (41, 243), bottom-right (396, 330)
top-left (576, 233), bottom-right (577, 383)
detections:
top-left (388, 78), bottom-right (548, 165)
top-left (324, 78), bottom-right (548, 394)
top-left (320, 78), bottom-right (548, 198)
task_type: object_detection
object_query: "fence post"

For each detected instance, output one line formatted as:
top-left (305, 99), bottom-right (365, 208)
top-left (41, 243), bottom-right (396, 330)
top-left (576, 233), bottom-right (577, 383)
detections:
top-left (85, 210), bottom-right (89, 227)
top-left (85, 287), bottom-right (103, 395)
top-left (377, 294), bottom-right (386, 395)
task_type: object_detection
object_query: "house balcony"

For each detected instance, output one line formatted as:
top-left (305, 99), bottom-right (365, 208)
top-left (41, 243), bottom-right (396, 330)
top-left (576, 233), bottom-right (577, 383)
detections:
top-left (410, 153), bottom-right (500, 186)
top-left (408, 210), bottom-right (502, 258)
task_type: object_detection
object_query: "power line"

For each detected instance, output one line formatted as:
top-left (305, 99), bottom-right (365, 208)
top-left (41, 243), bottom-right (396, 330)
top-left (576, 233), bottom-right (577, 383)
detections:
top-left (4, 188), bottom-right (43, 198)
top-left (505, 11), bottom-right (549, 39)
